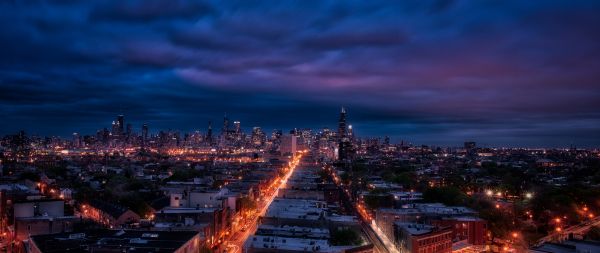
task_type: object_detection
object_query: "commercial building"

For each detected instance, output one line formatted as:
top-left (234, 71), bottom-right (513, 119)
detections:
top-left (80, 200), bottom-right (140, 228)
top-left (281, 135), bottom-right (297, 155)
top-left (28, 230), bottom-right (202, 253)
top-left (393, 222), bottom-right (453, 253)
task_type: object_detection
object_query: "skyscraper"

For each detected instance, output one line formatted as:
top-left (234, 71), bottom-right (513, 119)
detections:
top-left (72, 133), bottom-right (81, 148)
top-left (142, 124), bottom-right (149, 145)
top-left (206, 121), bottom-right (213, 145)
top-left (222, 114), bottom-right (229, 134)
top-left (337, 107), bottom-right (353, 161)
top-left (251, 127), bottom-right (265, 147)
top-left (234, 121), bottom-right (241, 134)
top-left (117, 115), bottom-right (124, 135)
top-left (126, 123), bottom-right (132, 136)
top-left (281, 134), bottom-right (297, 155)
top-left (338, 107), bottom-right (347, 139)
top-left (111, 121), bottom-right (118, 136)
top-left (348, 125), bottom-right (354, 139)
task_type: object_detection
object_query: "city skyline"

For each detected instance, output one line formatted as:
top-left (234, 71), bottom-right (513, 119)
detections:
top-left (1, 1), bottom-right (600, 147)
top-left (2, 109), bottom-right (598, 149)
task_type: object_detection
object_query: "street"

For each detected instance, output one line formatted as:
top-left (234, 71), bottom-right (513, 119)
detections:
top-left (225, 153), bottom-right (302, 253)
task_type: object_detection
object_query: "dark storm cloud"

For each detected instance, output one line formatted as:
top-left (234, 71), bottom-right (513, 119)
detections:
top-left (90, 0), bottom-right (215, 22)
top-left (1, 0), bottom-right (599, 147)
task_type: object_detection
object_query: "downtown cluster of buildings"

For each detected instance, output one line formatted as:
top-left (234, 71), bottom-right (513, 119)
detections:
top-left (59, 110), bottom-right (363, 161)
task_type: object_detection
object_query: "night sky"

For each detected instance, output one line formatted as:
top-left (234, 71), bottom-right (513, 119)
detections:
top-left (1, 1), bottom-right (599, 147)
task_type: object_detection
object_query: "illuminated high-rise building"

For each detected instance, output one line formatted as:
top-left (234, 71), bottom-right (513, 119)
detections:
top-left (222, 114), bottom-right (230, 135)
top-left (337, 107), bottom-right (353, 161)
top-left (117, 115), bottom-right (124, 135)
top-left (72, 133), bottom-right (81, 148)
top-left (234, 121), bottom-right (241, 134)
top-left (126, 123), bottom-right (132, 136)
top-left (206, 121), bottom-right (213, 145)
top-left (281, 134), bottom-right (297, 155)
top-left (338, 107), bottom-right (347, 139)
top-left (348, 125), bottom-right (354, 139)
top-left (251, 127), bottom-right (265, 147)
top-left (111, 121), bottom-right (118, 135)
top-left (142, 124), bottom-right (149, 145)
top-left (271, 129), bottom-right (282, 140)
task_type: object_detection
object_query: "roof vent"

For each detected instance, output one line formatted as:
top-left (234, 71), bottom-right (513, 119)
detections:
top-left (130, 238), bottom-right (148, 244)
top-left (142, 233), bottom-right (159, 238)
top-left (68, 233), bottom-right (85, 239)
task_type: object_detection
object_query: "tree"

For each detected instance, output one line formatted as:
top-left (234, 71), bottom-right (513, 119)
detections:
top-left (363, 193), bottom-right (393, 210)
top-left (393, 171), bottom-right (416, 187)
top-left (479, 208), bottom-right (512, 239)
top-left (238, 197), bottom-right (257, 212)
top-left (423, 186), bottom-right (466, 206)
top-left (199, 245), bottom-right (212, 253)
top-left (165, 169), bottom-right (206, 182)
top-left (586, 226), bottom-right (600, 241)
top-left (19, 171), bottom-right (40, 182)
top-left (330, 229), bottom-right (362, 245)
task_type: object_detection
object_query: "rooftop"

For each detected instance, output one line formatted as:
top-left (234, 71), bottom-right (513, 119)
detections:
top-left (86, 199), bottom-right (130, 218)
top-left (155, 207), bottom-right (218, 214)
top-left (256, 225), bottom-right (330, 239)
top-left (245, 235), bottom-right (331, 252)
top-left (30, 229), bottom-right (200, 253)
top-left (394, 222), bottom-right (436, 235)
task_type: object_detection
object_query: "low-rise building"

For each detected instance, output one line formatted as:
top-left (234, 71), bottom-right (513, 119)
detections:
top-left (244, 235), bottom-right (372, 253)
top-left (81, 200), bottom-right (140, 228)
top-left (28, 229), bottom-right (202, 253)
top-left (393, 222), bottom-right (453, 253)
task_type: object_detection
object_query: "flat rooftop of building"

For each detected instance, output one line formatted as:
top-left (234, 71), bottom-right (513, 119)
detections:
top-left (155, 207), bottom-right (218, 214)
top-left (30, 229), bottom-right (199, 253)
top-left (327, 215), bottom-right (359, 223)
top-left (257, 225), bottom-right (330, 238)
top-left (377, 208), bottom-right (421, 215)
top-left (245, 235), bottom-right (332, 252)
top-left (269, 197), bottom-right (326, 207)
top-left (15, 215), bottom-right (78, 221)
top-left (152, 222), bottom-right (208, 234)
top-left (265, 206), bottom-right (323, 220)
top-left (532, 243), bottom-right (575, 253)
top-left (411, 203), bottom-right (477, 215)
top-left (390, 191), bottom-right (423, 197)
top-left (394, 222), bottom-right (436, 236)
top-left (450, 216), bottom-right (484, 222)
top-left (258, 224), bottom-right (329, 232)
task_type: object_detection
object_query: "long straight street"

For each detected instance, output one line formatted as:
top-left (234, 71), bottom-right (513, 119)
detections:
top-left (226, 153), bottom-right (303, 253)
top-left (326, 165), bottom-right (394, 253)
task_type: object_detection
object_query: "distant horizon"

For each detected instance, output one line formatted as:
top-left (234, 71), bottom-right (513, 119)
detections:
top-left (1, 112), bottom-right (597, 149)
